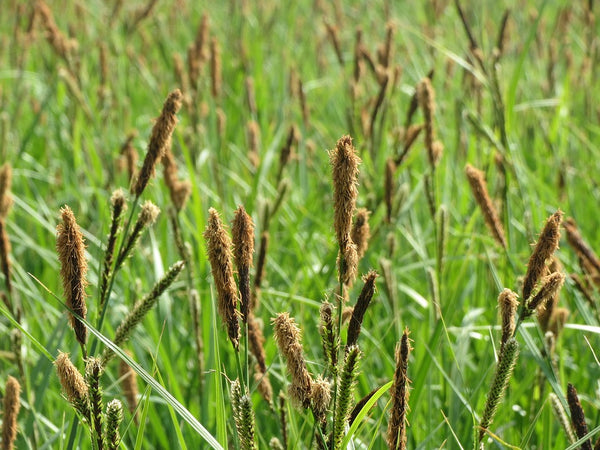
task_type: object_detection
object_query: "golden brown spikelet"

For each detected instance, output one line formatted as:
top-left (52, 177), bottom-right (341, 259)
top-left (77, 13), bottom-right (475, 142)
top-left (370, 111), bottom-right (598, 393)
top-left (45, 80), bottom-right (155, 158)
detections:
top-left (272, 313), bottom-right (313, 408)
top-left (119, 358), bottom-right (139, 425)
top-left (232, 206), bottom-right (254, 323)
top-left (387, 328), bottom-right (412, 450)
top-left (2, 376), bottom-right (20, 450)
top-left (522, 210), bottom-right (563, 302)
top-left (351, 208), bottom-right (371, 259)
top-left (36, 1), bottom-right (76, 63)
top-left (526, 272), bottom-right (565, 317)
top-left (246, 120), bottom-right (260, 168)
top-left (119, 131), bottom-right (138, 184)
top-left (132, 89), bottom-right (183, 197)
top-left (162, 147), bottom-right (191, 212)
top-left (55, 352), bottom-right (89, 417)
top-left (537, 258), bottom-right (562, 331)
top-left (0, 163), bottom-right (13, 219)
top-left (0, 219), bottom-right (12, 294)
top-left (498, 289), bottom-right (519, 351)
top-left (248, 315), bottom-right (266, 373)
top-left (465, 164), bottom-right (507, 248)
top-left (330, 135), bottom-right (361, 285)
top-left (56, 206), bottom-right (88, 348)
top-left (204, 208), bottom-right (240, 350)
top-left (564, 217), bottom-right (600, 277)
top-left (310, 375), bottom-right (331, 426)
top-left (417, 77), bottom-right (438, 168)
top-left (210, 37), bottom-right (221, 99)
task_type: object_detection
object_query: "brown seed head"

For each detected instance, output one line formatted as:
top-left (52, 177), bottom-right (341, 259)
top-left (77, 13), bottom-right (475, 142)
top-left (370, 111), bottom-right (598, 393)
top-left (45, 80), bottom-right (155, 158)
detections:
top-left (2, 376), bottom-right (21, 450)
top-left (55, 352), bottom-right (89, 407)
top-left (567, 383), bottom-right (592, 450)
top-left (272, 313), bottom-right (313, 408)
top-left (132, 89), bottom-right (183, 197)
top-left (417, 77), bottom-right (438, 168)
top-left (347, 270), bottom-right (378, 348)
top-left (338, 239), bottom-right (359, 286)
top-left (522, 210), bottom-right (563, 301)
top-left (498, 289), bottom-right (519, 350)
top-left (210, 37), bottom-right (221, 99)
top-left (330, 135), bottom-right (361, 246)
top-left (564, 217), bottom-right (600, 276)
top-left (0, 163), bottom-right (13, 218)
top-left (248, 315), bottom-right (267, 373)
top-left (526, 272), bottom-right (565, 314)
top-left (351, 208), bottom-right (371, 259)
top-left (204, 208), bottom-right (240, 350)
top-left (311, 375), bottom-right (331, 424)
top-left (246, 120), bottom-right (260, 168)
top-left (0, 219), bottom-right (12, 294)
top-left (119, 358), bottom-right (139, 425)
top-left (232, 206), bottom-right (254, 323)
top-left (387, 327), bottom-right (412, 450)
top-left (465, 164), bottom-right (507, 248)
top-left (56, 206), bottom-right (88, 347)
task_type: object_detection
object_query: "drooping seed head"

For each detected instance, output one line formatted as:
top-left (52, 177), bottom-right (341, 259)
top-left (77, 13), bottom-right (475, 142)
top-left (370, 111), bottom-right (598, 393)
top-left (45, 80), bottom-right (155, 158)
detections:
top-left (526, 272), bottom-right (565, 314)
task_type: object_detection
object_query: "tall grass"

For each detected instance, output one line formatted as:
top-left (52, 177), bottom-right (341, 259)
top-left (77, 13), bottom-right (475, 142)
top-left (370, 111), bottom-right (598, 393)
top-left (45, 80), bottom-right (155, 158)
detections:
top-left (1, 0), bottom-right (600, 448)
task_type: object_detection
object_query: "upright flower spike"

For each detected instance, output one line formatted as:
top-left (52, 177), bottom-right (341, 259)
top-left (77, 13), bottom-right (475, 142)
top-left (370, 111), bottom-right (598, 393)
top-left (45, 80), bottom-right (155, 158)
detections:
top-left (2, 376), bottom-right (21, 450)
top-left (387, 328), bottom-right (412, 450)
top-left (498, 289), bottom-right (519, 351)
top-left (232, 206), bottom-right (255, 324)
top-left (55, 352), bottom-right (90, 419)
top-left (346, 270), bottom-right (378, 349)
top-left (56, 206), bottom-right (88, 348)
top-left (351, 208), bottom-right (371, 259)
top-left (330, 135), bottom-right (361, 286)
top-left (132, 89), bottom-right (183, 197)
top-left (272, 313), bottom-right (313, 408)
top-left (204, 208), bottom-right (240, 350)
top-left (567, 383), bottom-right (593, 450)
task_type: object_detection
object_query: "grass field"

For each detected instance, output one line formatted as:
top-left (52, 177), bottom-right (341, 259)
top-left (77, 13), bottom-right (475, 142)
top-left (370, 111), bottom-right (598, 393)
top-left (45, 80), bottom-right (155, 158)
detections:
top-left (1, 1), bottom-right (600, 448)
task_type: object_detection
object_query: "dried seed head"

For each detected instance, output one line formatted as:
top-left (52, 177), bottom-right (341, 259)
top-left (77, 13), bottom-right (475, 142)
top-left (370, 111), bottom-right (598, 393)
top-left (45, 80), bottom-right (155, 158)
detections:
top-left (119, 358), bottom-right (139, 424)
top-left (56, 206), bottom-right (88, 347)
top-left (0, 219), bottom-right (12, 294)
top-left (310, 375), bottom-right (331, 424)
top-left (204, 208), bottom-right (240, 350)
top-left (465, 164), bottom-right (507, 248)
top-left (232, 206), bottom-right (254, 323)
top-left (549, 307), bottom-right (570, 338)
top-left (0, 163), bottom-right (13, 218)
top-left (417, 77), bottom-right (438, 168)
top-left (337, 239), bottom-right (358, 286)
top-left (567, 383), bottom-right (592, 450)
top-left (330, 135), bottom-right (361, 247)
top-left (248, 315), bottom-right (267, 373)
top-left (2, 376), bottom-right (20, 450)
top-left (522, 210), bottom-right (563, 302)
top-left (526, 272), bottom-right (565, 314)
top-left (132, 89), bottom-right (183, 197)
top-left (55, 352), bottom-right (89, 417)
top-left (498, 289), bottom-right (519, 350)
top-left (387, 328), bottom-right (412, 450)
top-left (347, 270), bottom-right (378, 349)
top-left (564, 217), bottom-right (600, 276)
top-left (351, 208), bottom-right (371, 259)
top-left (272, 313), bottom-right (313, 409)
top-left (210, 37), bottom-right (221, 99)
top-left (139, 200), bottom-right (160, 226)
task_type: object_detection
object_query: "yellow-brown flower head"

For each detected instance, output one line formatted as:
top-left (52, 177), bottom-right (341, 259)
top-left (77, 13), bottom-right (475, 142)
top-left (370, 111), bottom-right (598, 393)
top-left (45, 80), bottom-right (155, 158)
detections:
top-left (330, 136), bottom-right (361, 285)
top-left (417, 77), bottom-right (438, 168)
top-left (232, 206), bottom-right (255, 323)
top-left (311, 375), bottom-right (331, 425)
top-left (204, 208), bottom-right (240, 350)
top-left (132, 89), bottom-right (183, 197)
top-left (55, 352), bottom-right (89, 414)
top-left (2, 376), bottom-right (21, 450)
top-left (522, 210), bottom-right (563, 302)
top-left (498, 289), bottom-right (519, 350)
top-left (0, 163), bottom-right (13, 219)
top-left (56, 206), bottom-right (88, 347)
top-left (465, 164), bottom-right (507, 248)
top-left (272, 313), bottom-right (313, 408)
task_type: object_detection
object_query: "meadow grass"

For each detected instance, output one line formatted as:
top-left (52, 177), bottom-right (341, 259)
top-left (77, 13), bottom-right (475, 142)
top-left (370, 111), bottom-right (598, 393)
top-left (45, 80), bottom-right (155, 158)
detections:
top-left (1, 1), bottom-right (600, 448)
